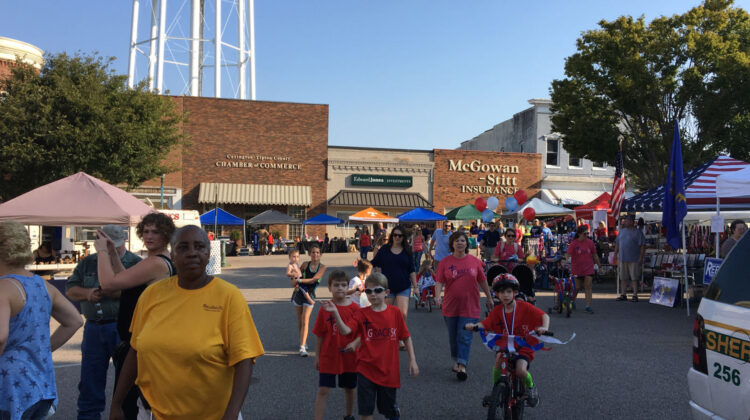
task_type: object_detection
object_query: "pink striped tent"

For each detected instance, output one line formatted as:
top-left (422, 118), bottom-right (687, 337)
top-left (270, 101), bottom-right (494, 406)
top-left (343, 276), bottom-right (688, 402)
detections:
top-left (622, 156), bottom-right (750, 212)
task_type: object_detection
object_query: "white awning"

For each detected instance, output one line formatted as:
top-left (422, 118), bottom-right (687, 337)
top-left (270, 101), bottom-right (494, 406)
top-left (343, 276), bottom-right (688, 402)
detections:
top-left (198, 183), bottom-right (311, 206)
top-left (541, 189), bottom-right (604, 206)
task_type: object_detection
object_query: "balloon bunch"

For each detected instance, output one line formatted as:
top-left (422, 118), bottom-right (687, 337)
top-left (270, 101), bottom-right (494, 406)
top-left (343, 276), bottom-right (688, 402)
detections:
top-left (474, 190), bottom-right (534, 223)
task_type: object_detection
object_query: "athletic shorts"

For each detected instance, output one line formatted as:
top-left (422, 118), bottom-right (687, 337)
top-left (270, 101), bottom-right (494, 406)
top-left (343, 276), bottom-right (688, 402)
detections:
top-left (319, 372), bottom-right (357, 389)
top-left (357, 373), bottom-right (399, 418)
top-left (291, 287), bottom-right (315, 307)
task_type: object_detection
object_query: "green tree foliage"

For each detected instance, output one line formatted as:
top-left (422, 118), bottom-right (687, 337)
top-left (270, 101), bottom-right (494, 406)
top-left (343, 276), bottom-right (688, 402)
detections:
top-left (550, 0), bottom-right (750, 190)
top-left (0, 52), bottom-right (184, 200)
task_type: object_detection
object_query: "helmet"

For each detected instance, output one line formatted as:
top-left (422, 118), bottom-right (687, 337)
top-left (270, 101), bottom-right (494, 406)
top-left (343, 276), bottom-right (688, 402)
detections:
top-left (492, 273), bottom-right (519, 290)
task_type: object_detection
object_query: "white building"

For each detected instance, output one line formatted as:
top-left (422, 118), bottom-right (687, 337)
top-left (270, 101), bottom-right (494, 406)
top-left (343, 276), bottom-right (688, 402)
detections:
top-left (459, 98), bottom-right (615, 206)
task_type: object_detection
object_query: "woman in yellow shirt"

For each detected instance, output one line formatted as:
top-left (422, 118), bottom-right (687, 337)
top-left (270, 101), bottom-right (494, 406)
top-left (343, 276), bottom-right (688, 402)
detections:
top-left (110, 226), bottom-right (264, 420)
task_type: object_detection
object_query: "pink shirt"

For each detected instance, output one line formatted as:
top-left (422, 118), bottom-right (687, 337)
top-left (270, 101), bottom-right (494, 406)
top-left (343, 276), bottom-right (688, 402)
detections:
top-left (568, 238), bottom-right (597, 276)
top-left (493, 242), bottom-right (525, 271)
top-left (436, 254), bottom-right (487, 318)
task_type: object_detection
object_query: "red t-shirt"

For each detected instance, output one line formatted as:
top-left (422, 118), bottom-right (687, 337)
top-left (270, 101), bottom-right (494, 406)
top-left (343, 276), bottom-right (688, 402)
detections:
top-left (345, 306), bottom-right (409, 388)
top-left (435, 255), bottom-right (487, 319)
top-left (481, 301), bottom-right (545, 361)
top-left (568, 238), bottom-right (597, 276)
top-left (313, 302), bottom-right (359, 374)
top-left (493, 242), bottom-right (525, 270)
top-left (360, 234), bottom-right (371, 247)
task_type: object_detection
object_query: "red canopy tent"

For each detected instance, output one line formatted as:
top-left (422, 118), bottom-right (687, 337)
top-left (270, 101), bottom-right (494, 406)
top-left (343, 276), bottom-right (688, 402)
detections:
top-left (574, 192), bottom-right (612, 220)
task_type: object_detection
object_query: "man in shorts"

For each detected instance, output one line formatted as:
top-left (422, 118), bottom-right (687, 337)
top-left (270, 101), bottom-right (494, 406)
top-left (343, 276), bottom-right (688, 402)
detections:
top-left (613, 214), bottom-right (645, 302)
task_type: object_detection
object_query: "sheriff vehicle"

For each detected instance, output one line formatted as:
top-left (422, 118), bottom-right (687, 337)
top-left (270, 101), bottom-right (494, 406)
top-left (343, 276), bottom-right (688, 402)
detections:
top-left (688, 232), bottom-right (750, 419)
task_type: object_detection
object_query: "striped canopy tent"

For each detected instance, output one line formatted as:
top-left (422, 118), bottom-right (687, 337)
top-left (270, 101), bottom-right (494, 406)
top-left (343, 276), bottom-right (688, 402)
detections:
top-left (622, 156), bottom-right (750, 213)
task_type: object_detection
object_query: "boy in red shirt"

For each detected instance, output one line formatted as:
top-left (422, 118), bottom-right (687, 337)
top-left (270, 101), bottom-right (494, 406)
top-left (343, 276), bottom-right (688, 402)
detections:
top-left (313, 270), bottom-right (360, 420)
top-left (465, 274), bottom-right (549, 408)
top-left (322, 272), bottom-right (419, 420)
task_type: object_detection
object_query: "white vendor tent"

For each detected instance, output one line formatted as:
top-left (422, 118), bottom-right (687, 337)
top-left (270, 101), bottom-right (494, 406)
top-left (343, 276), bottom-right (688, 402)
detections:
top-left (502, 197), bottom-right (574, 217)
top-left (716, 166), bottom-right (750, 198)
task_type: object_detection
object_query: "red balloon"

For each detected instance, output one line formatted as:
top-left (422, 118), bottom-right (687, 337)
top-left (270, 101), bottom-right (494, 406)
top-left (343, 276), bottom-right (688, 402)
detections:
top-left (474, 197), bottom-right (487, 212)
top-left (523, 207), bottom-right (536, 221)
top-left (514, 190), bottom-right (528, 206)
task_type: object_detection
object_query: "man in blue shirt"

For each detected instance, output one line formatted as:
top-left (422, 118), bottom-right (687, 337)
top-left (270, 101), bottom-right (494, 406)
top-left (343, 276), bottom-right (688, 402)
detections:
top-left (65, 225), bottom-right (141, 420)
top-left (429, 222), bottom-right (454, 267)
top-left (613, 215), bottom-right (646, 302)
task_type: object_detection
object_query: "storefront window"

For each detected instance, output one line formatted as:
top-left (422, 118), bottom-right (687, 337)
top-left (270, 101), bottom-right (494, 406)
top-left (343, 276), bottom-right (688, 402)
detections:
top-left (593, 161), bottom-right (607, 169)
top-left (288, 206), bottom-right (306, 239)
top-left (569, 155), bottom-right (581, 168)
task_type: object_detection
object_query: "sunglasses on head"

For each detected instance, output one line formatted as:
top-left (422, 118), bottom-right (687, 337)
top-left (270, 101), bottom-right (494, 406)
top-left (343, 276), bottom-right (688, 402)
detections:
top-left (364, 287), bottom-right (386, 295)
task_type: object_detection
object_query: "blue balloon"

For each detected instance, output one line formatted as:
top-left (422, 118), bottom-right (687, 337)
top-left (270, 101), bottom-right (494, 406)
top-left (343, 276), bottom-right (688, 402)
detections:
top-left (487, 196), bottom-right (499, 211)
top-left (505, 197), bottom-right (518, 212)
top-left (481, 209), bottom-right (494, 223)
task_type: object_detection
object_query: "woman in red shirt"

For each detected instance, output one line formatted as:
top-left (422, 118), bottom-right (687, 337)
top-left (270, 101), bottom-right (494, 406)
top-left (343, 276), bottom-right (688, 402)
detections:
top-left (435, 231), bottom-right (494, 381)
top-left (493, 228), bottom-right (525, 271)
top-left (359, 227), bottom-right (371, 259)
top-left (565, 225), bottom-right (601, 314)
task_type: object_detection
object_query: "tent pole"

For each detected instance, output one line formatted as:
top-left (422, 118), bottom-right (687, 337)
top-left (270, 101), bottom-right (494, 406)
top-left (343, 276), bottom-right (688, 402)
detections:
top-left (682, 222), bottom-right (690, 316)
top-left (715, 196), bottom-right (720, 258)
top-left (214, 188), bottom-right (218, 238)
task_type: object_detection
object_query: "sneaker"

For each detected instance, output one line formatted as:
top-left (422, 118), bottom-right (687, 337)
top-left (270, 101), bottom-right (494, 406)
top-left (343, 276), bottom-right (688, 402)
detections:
top-left (299, 346), bottom-right (308, 357)
top-left (526, 386), bottom-right (539, 407)
top-left (616, 294), bottom-right (627, 301)
top-left (632, 295), bottom-right (639, 303)
top-left (584, 306), bottom-right (594, 314)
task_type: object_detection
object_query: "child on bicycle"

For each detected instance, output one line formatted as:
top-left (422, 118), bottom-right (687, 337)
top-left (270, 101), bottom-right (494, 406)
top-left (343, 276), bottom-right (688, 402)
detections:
top-left (465, 274), bottom-right (549, 407)
top-left (416, 260), bottom-right (436, 305)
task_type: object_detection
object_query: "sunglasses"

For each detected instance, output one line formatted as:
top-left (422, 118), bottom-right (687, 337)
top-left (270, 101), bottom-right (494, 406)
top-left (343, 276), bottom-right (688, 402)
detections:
top-left (364, 287), bottom-right (386, 295)
top-left (505, 235), bottom-right (514, 238)
top-left (392, 233), bottom-right (403, 237)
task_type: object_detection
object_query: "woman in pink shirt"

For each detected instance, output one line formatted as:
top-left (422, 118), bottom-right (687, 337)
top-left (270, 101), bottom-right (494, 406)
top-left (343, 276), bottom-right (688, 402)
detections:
top-left (492, 228), bottom-right (526, 271)
top-left (566, 225), bottom-right (600, 314)
top-left (435, 231), bottom-right (494, 381)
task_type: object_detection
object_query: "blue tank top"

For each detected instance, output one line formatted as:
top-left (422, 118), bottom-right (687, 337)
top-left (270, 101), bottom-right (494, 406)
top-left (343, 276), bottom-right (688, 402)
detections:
top-left (0, 274), bottom-right (57, 419)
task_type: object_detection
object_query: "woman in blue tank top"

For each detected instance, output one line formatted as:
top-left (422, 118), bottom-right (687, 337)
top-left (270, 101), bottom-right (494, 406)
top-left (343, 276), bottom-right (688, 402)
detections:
top-left (0, 221), bottom-right (83, 420)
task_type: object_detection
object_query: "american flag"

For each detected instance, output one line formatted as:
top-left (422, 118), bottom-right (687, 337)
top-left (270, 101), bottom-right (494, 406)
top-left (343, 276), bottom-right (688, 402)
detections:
top-left (610, 144), bottom-right (625, 218)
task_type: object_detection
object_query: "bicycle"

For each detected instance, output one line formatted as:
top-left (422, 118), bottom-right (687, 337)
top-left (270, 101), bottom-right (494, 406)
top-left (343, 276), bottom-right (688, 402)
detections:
top-left (548, 275), bottom-right (575, 318)
top-left (469, 325), bottom-right (554, 420)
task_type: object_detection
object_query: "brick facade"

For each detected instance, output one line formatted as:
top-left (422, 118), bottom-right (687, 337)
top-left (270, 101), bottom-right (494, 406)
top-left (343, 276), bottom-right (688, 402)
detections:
top-left (167, 96), bottom-right (328, 237)
top-left (432, 149), bottom-right (542, 214)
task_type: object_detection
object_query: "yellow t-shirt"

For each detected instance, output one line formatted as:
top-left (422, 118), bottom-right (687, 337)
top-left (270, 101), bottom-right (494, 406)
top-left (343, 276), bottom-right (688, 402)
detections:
top-left (130, 276), bottom-right (264, 420)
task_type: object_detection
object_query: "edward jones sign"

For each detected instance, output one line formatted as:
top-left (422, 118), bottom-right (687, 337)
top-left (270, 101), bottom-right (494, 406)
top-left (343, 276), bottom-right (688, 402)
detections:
top-left (351, 174), bottom-right (412, 187)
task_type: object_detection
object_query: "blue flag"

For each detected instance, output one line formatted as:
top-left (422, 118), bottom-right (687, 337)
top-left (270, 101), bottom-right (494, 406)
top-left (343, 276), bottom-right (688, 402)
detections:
top-left (662, 120), bottom-right (688, 249)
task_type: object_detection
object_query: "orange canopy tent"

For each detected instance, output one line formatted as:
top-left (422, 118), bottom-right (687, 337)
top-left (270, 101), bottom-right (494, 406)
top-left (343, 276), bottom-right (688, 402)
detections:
top-left (348, 207), bottom-right (399, 223)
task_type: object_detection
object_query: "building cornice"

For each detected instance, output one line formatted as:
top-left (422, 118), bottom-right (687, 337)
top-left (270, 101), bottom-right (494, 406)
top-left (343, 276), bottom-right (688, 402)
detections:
top-left (328, 159), bottom-right (433, 174)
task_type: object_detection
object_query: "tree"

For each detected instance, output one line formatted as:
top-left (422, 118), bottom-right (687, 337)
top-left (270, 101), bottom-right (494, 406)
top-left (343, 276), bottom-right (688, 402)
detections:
top-left (0, 52), bottom-right (184, 201)
top-left (550, 0), bottom-right (750, 190)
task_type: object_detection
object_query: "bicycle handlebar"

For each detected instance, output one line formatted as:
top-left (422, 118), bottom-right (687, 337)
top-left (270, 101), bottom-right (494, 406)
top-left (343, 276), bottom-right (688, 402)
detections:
top-left (470, 325), bottom-right (554, 337)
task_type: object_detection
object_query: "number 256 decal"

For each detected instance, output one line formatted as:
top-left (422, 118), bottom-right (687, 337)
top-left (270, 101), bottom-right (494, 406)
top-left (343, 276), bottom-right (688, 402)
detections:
top-left (712, 362), bottom-right (741, 386)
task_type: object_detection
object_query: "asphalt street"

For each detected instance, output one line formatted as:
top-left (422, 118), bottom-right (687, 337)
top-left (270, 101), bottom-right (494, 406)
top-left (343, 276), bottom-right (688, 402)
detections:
top-left (51, 252), bottom-right (694, 419)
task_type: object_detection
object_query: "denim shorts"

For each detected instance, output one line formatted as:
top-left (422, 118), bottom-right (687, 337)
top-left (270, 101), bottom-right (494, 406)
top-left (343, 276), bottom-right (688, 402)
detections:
top-left (386, 287), bottom-right (411, 299)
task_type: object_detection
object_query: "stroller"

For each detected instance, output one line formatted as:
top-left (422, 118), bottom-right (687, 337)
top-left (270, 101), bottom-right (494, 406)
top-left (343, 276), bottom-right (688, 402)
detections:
top-left (414, 272), bottom-right (436, 312)
top-left (485, 261), bottom-right (536, 314)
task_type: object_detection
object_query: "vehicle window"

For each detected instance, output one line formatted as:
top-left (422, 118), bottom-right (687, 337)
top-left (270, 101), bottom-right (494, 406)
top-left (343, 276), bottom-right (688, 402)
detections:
top-left (705, 232), bottom-right (750, 308)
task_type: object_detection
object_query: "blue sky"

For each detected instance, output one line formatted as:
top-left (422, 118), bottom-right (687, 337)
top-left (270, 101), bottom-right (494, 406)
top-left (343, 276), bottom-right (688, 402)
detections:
top-left (5, 1), bottom-right (749, 150)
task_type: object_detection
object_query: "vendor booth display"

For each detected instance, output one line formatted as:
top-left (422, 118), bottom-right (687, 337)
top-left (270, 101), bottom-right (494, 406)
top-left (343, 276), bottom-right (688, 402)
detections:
top-left (200, 207), bottom-right (246, 255)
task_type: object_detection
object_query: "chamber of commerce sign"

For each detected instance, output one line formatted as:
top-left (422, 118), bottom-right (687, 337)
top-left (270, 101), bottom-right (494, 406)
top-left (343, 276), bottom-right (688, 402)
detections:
top-left (448, 159), bottom-right (520, 195)
top-left (351, 174), bottom-right (412, 187)
top-left (215, 153), bottom-right (301, 170)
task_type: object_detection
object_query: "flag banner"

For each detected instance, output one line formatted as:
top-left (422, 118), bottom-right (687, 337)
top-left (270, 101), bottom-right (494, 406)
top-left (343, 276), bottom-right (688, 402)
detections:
top-left (610, 144), bottom-right (626, 217)
top-left (479, 329), bottom-right (575, 353)
top-left (663, 120), bottom-right (688, 249)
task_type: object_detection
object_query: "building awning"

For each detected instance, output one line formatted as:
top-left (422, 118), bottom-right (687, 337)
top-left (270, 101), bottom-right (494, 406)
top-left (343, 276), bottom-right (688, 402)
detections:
top-left (328, 190), bottom-right (432, 208)
top-left (541, 189), bottom-right (604, 206)
top-left (198, 183), bottom-right (311, 206)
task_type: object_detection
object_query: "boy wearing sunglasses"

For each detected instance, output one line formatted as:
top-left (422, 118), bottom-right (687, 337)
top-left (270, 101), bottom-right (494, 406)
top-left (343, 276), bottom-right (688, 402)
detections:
top-left (322, 273), bottom-right (419, 420)
top-left (313, 271), bottom-right (360, 420)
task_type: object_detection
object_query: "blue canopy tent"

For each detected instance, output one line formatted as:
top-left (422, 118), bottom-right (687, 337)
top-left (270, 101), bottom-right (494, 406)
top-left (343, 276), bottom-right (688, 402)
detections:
top-left (396, 207), bottom-right (447, 222)
top-left (200, 208), bottom-right (246, 245)
top-left (303, 214), bottom-right (345, 225)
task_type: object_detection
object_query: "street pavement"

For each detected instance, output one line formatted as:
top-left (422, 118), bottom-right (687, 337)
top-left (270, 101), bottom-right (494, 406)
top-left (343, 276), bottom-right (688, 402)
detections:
top-left (51, 252), bottom-right (694, 419)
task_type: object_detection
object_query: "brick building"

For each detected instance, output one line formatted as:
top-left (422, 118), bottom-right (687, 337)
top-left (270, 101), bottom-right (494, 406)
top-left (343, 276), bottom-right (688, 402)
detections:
top-left (0, 37), bottom-right (44, 81)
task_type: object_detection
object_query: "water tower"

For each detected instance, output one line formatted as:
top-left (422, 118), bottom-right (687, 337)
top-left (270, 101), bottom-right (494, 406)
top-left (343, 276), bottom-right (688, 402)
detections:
top-left (127, 0), bottom-right (255, 99)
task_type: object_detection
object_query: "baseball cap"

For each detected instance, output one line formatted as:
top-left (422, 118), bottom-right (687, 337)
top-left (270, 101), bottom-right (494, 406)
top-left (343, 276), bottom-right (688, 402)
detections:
top-left (623, 214), bottom-right (635, 221)
top-left (101, 224), bottom-right (127, 248)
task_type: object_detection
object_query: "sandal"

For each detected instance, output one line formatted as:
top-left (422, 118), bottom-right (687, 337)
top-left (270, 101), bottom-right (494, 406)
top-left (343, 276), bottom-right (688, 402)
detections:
top-left (457, 367), bottom-right (468, 381)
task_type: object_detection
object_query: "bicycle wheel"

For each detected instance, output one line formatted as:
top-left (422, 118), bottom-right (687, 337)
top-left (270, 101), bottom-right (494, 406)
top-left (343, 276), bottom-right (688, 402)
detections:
top-left (565, 299), bottom-right (572, 318)
top-left (511, 376), bottom-right (526, 420)
top-left (486, 380), bottom-right (506, 420)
